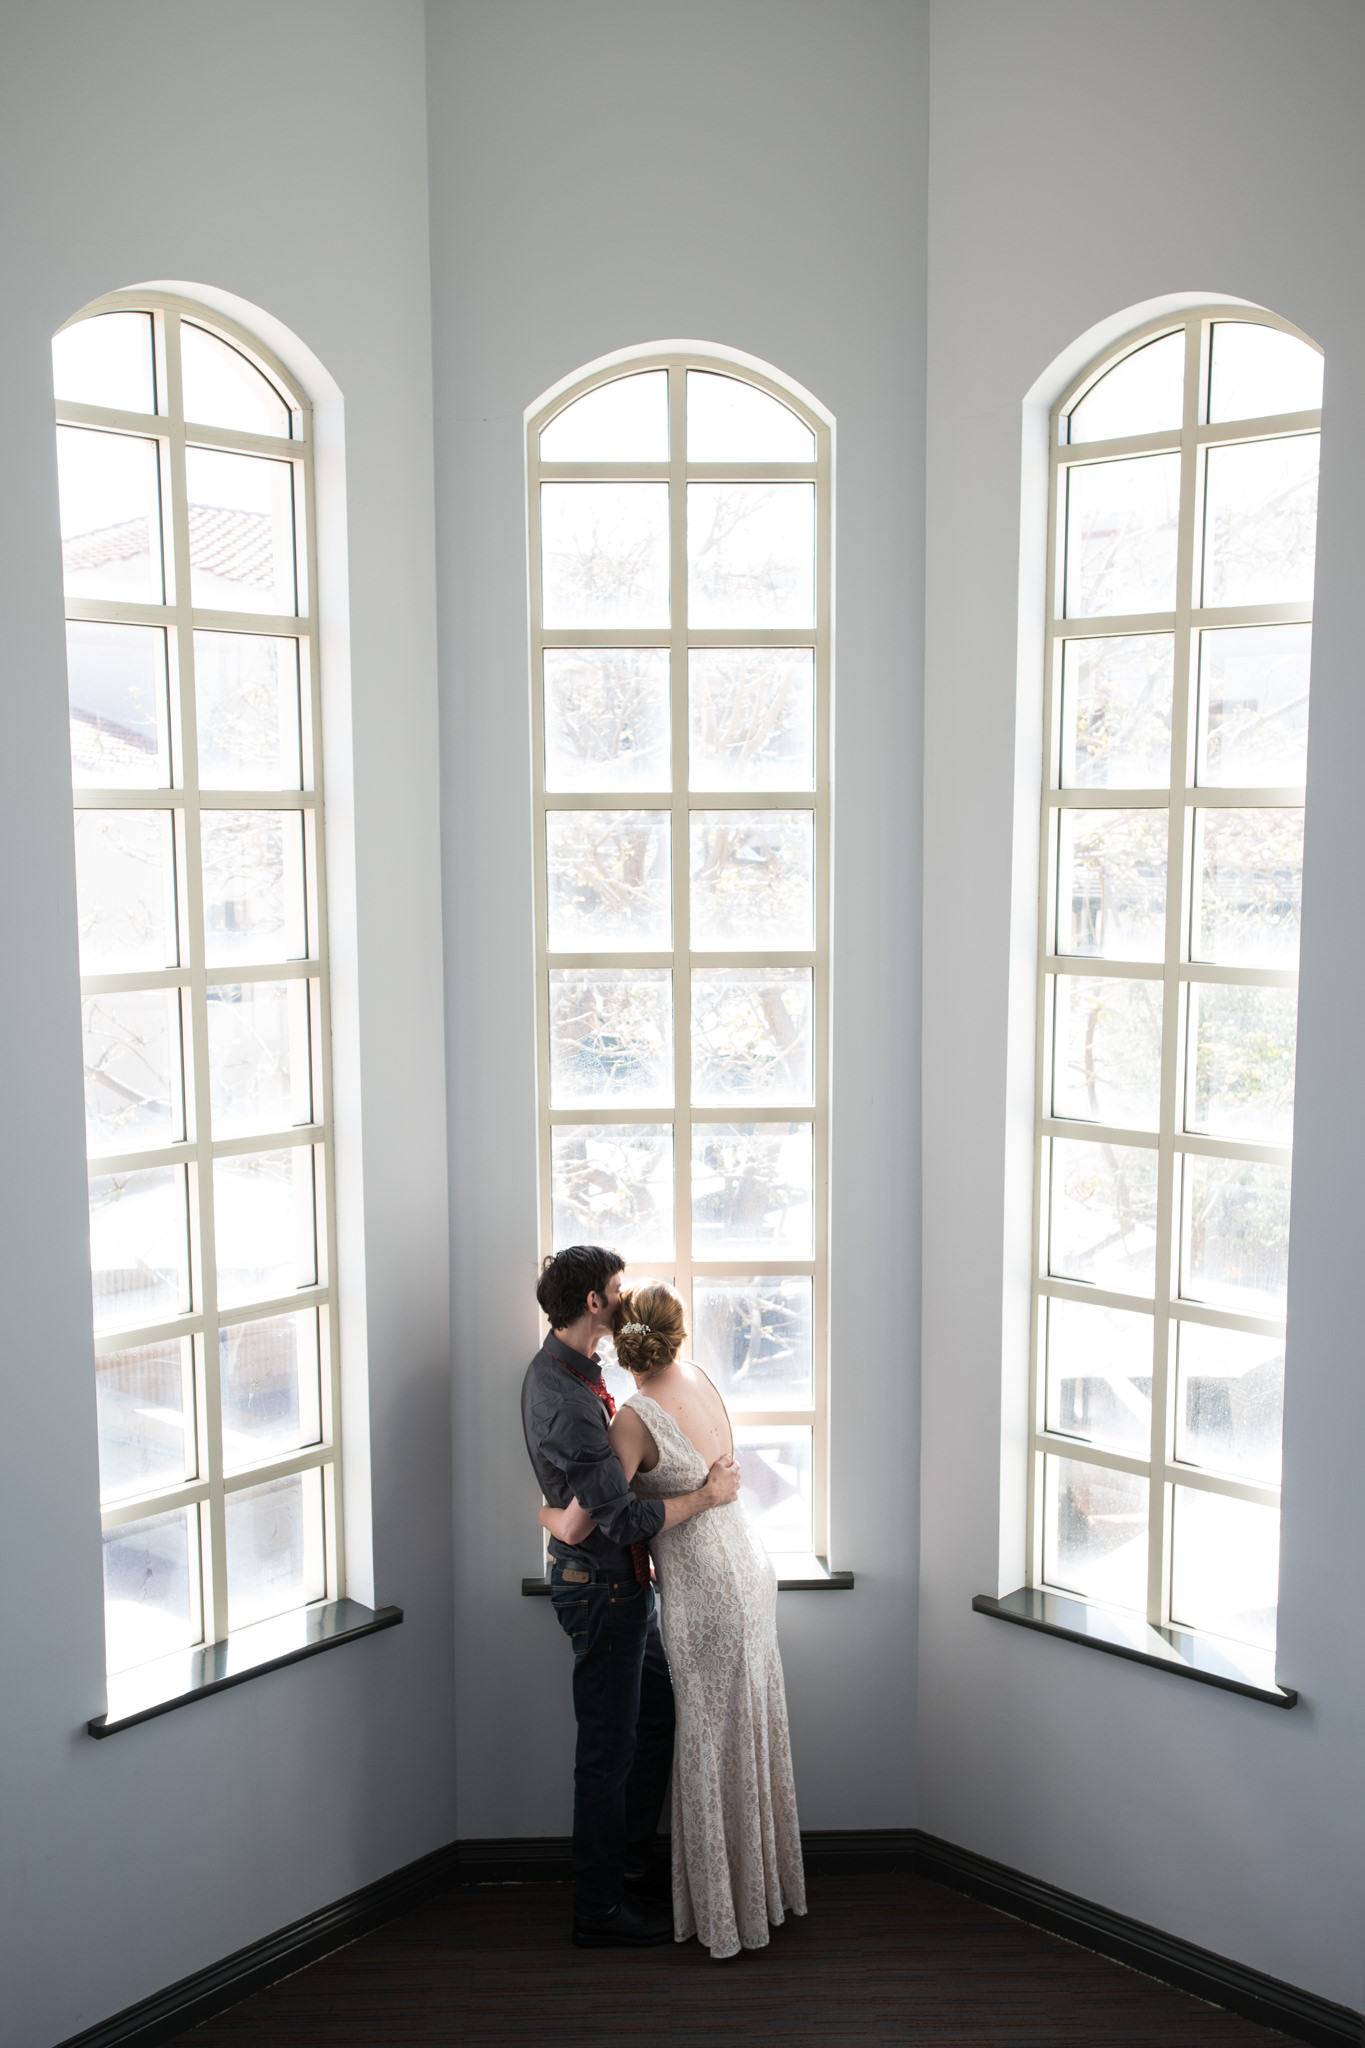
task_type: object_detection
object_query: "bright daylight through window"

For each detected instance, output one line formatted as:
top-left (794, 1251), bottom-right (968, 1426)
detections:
top-left (528, 354), bottom-right (830, 1561)
top-left (55, 295), bottom-right (344, 1681)
top-left (1033, 310), bottom-right (1322, 1651)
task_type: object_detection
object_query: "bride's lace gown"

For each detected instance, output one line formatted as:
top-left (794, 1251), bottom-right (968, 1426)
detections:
top-left (627, 1390), bottom-right (807, 1958)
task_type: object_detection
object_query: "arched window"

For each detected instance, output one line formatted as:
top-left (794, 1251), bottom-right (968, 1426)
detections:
top-left (55, 294), bottom-right (343, 1682)
top-left (527, 351), bottom-right (831, 1560)
top-left (1031, 308), bottom-right (1322, 1654)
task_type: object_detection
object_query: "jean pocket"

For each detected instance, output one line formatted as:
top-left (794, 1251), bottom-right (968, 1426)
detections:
top-left (550, 1591), bottom-right (589, 1648)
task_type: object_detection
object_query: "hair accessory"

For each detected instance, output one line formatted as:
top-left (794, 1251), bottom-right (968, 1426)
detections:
top-left (619, 1321), bottom-right (651, 1337)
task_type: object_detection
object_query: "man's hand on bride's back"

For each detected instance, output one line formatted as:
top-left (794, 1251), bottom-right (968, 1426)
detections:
top-left (703, 1454), bottom-right (741, 1507)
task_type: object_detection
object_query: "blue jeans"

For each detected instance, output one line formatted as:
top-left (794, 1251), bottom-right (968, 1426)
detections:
top-left (549, 1561), bottom-right (675, 1918)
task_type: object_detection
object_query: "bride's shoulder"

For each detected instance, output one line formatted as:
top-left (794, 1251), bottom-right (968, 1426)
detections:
top-left (677, 1356), bottom-right (727, 1408)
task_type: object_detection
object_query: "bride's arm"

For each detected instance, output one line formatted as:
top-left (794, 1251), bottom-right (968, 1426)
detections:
top-left (608, 1406), bottom-right (654, 1484)
top-left (609, 1405), bottom-right (739, 1532)
top-left (539, 1499), bottom-right (597, 1541)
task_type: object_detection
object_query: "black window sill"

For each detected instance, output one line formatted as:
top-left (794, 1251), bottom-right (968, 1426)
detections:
top-left (973, 1587), bottom-right (1295, 1708)
top-left (523, 1554), bottom-right (853, 1595)
top-left (88, 1599), bottom-right (403, 1737)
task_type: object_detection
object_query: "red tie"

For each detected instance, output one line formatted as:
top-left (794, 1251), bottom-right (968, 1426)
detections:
top-left (556, 1357), bottom-right (652, 1587)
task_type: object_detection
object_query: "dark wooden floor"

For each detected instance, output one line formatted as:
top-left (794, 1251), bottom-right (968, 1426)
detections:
top-left (180, 1874), bottom-right (1290, 2045)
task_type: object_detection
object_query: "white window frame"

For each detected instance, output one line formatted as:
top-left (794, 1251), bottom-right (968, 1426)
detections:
top-left (526, 348), bottom-right (832, 1556)
top-left (60, 291), bottom-right (345, 1655)
top-left (1030, 305), bottom-right (1320, 1635)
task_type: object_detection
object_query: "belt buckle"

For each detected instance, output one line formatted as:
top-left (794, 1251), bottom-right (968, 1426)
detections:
top-left (561, 1568), bottom-right (591, 1584)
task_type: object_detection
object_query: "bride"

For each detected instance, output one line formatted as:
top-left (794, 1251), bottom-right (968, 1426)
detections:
top-left (540, 1282), bottom-right (806, 1959)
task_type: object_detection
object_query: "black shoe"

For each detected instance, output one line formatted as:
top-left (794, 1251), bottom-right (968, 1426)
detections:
top-left (572, 1899), bottom-right (673, 1948)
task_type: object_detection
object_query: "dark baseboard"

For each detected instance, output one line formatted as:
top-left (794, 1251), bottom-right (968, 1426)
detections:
top-left (56, 1828), bottom-right (1361, 2048)
top-left (910, 1829), bottom-right (1361, 2048)
top-left (54, 1840), bottom-right (464, 2048)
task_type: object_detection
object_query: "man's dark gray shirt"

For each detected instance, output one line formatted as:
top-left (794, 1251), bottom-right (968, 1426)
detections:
top-left (521, 1332), bottom-right (666, 1572)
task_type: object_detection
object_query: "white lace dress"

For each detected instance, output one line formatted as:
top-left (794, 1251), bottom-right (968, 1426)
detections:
top-left (627, 1389), bottom-right (807, 1958)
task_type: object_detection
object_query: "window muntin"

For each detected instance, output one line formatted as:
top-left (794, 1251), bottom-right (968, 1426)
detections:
top-left (55, 295), bottom-right (343, 1676)
top-left (1032, 309), bottom-right (1321, 1650)
top-left (529, 356), bottom-right (831, 1560)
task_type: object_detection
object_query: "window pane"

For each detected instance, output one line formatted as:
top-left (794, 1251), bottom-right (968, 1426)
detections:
top-left (550, 1124), bottom-right (674, 1259)
top-left (1059, 635), bottom-right (1173, 789)
top-left (1187, 983), bottom-right (1296, 1144)
top-left (1056, 808), bottom-right (1167, 961)
top-left (186, 448), bottom-right (298, 616)
top-left (58, 427), bottom-right (163, 604)
top-left (540, 371), bottom-right (668, 462)
top-left (1042, 1455), bottom-right (1148, 1612)
top-left (1045, 1298), bottom-right (1152, 1454)
top-left (1171, 1488), bottom-right (1278, 1650)
top-left (103, 1507), bottom-right (201, 1673)
top-left (1064, 454), bottom-right (1180, 618)
top-left (89, 1165), bottom-right (189, 1333)
top-left (214, 1146), bottom-right (317, 1311)
top-left (544, 649), bottom-right (670, 792)
top-left (1181, 1155), bottom-right (1290, 1315)
top-left (686, 372), bottom-right (814, 462)
top-left (220, 1310), bottom-right (322, 1474)
top-left (1192, 808), bottom-right (1302, 967)
top-left (181, 323), bottom-right (292, 437)
top-left (74, 810), bottom-right (177, 974)
top-left (693, 1276), bottom-right (813, 1411)
top-left (207, 981), bottom-right (312, 1137)
top-left (691, 968), bottom-right (813, 1107)
top-left (67, 622), bottom-right (170, 789)
top-left (1202, 436), bottom-right (1319, 609)
top-left (1068, 332), bottom-right (1184, 444)
top-left (689, 810), bottom-right (814, 950)
top-left (691, 1122), bottom-right (813, 1259)
top-left (689, 648), bottom-right (815, 792)
top-left (546, 810), bottom-right (671, 951)
top-left (195, 634), bottom-right (303, 790)
top-left (95, 1338), bottom-right (195, 1504)
top-left (52, 311), bottom-right (155, 413)
top-left (1176, 1323), bottom-right (1283, 1484)
top-left (200, 809), bottom-right (307, 967)
top-left (735, 1424), bottom-right (812, 1554)
top-left (688, 483), bottom-right (815, 629)
top-left (1051, 974), bottom-right (1162, 1130)
top-left (1208, 324), bottom-right (1322, 423)
top-left (83, 989), bottom-right (184, 1155)
top-left (1048, 1137), bottom-right (1157, 1296)
top-left (540, 482), bottom-right (670, 629)
top-left (225, 1469), bottom-right (325, 1632)
top-left (548, 969), bottom-right (673, 1108)
top-left (1197, 625), bottom-right (1310, 788)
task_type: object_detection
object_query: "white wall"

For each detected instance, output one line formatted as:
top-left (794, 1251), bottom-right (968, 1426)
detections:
top-left (920, 0), bottom-right (1365, 2009)
top-left (0, 9), bottom-right (454, 2046)
top-left (426, 0), bottom-right (928, 1840)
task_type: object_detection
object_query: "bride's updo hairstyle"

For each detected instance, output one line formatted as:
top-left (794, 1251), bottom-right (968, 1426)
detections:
top-left (614, 1283), bottom-right (687, 1378)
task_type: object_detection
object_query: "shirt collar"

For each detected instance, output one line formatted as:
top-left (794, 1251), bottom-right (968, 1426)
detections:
top-left (545, 1330), bottom-right (602, 1379)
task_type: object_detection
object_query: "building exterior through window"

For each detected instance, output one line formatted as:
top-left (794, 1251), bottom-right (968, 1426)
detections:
top-left (526, 350), bottom-right (832, 1560)
top-left (55, 293), bottom-right (344, 1678)
top-left (1030, 309), bottom-right (1322, 1652)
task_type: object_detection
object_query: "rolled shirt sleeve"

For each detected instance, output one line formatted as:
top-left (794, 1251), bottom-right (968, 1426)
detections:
top-left (542, 1407), bottom-right (666, 1550)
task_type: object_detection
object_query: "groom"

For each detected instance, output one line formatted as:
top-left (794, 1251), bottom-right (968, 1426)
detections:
top-left (522, 1244), bottom-right (740, 1947)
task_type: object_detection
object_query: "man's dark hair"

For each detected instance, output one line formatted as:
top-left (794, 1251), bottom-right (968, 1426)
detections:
top-left (536, 1244), bottom-right (625, 1330)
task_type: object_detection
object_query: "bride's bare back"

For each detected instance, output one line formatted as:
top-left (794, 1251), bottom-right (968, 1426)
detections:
top-left (614, 1358), bottom-right (732, 1474)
